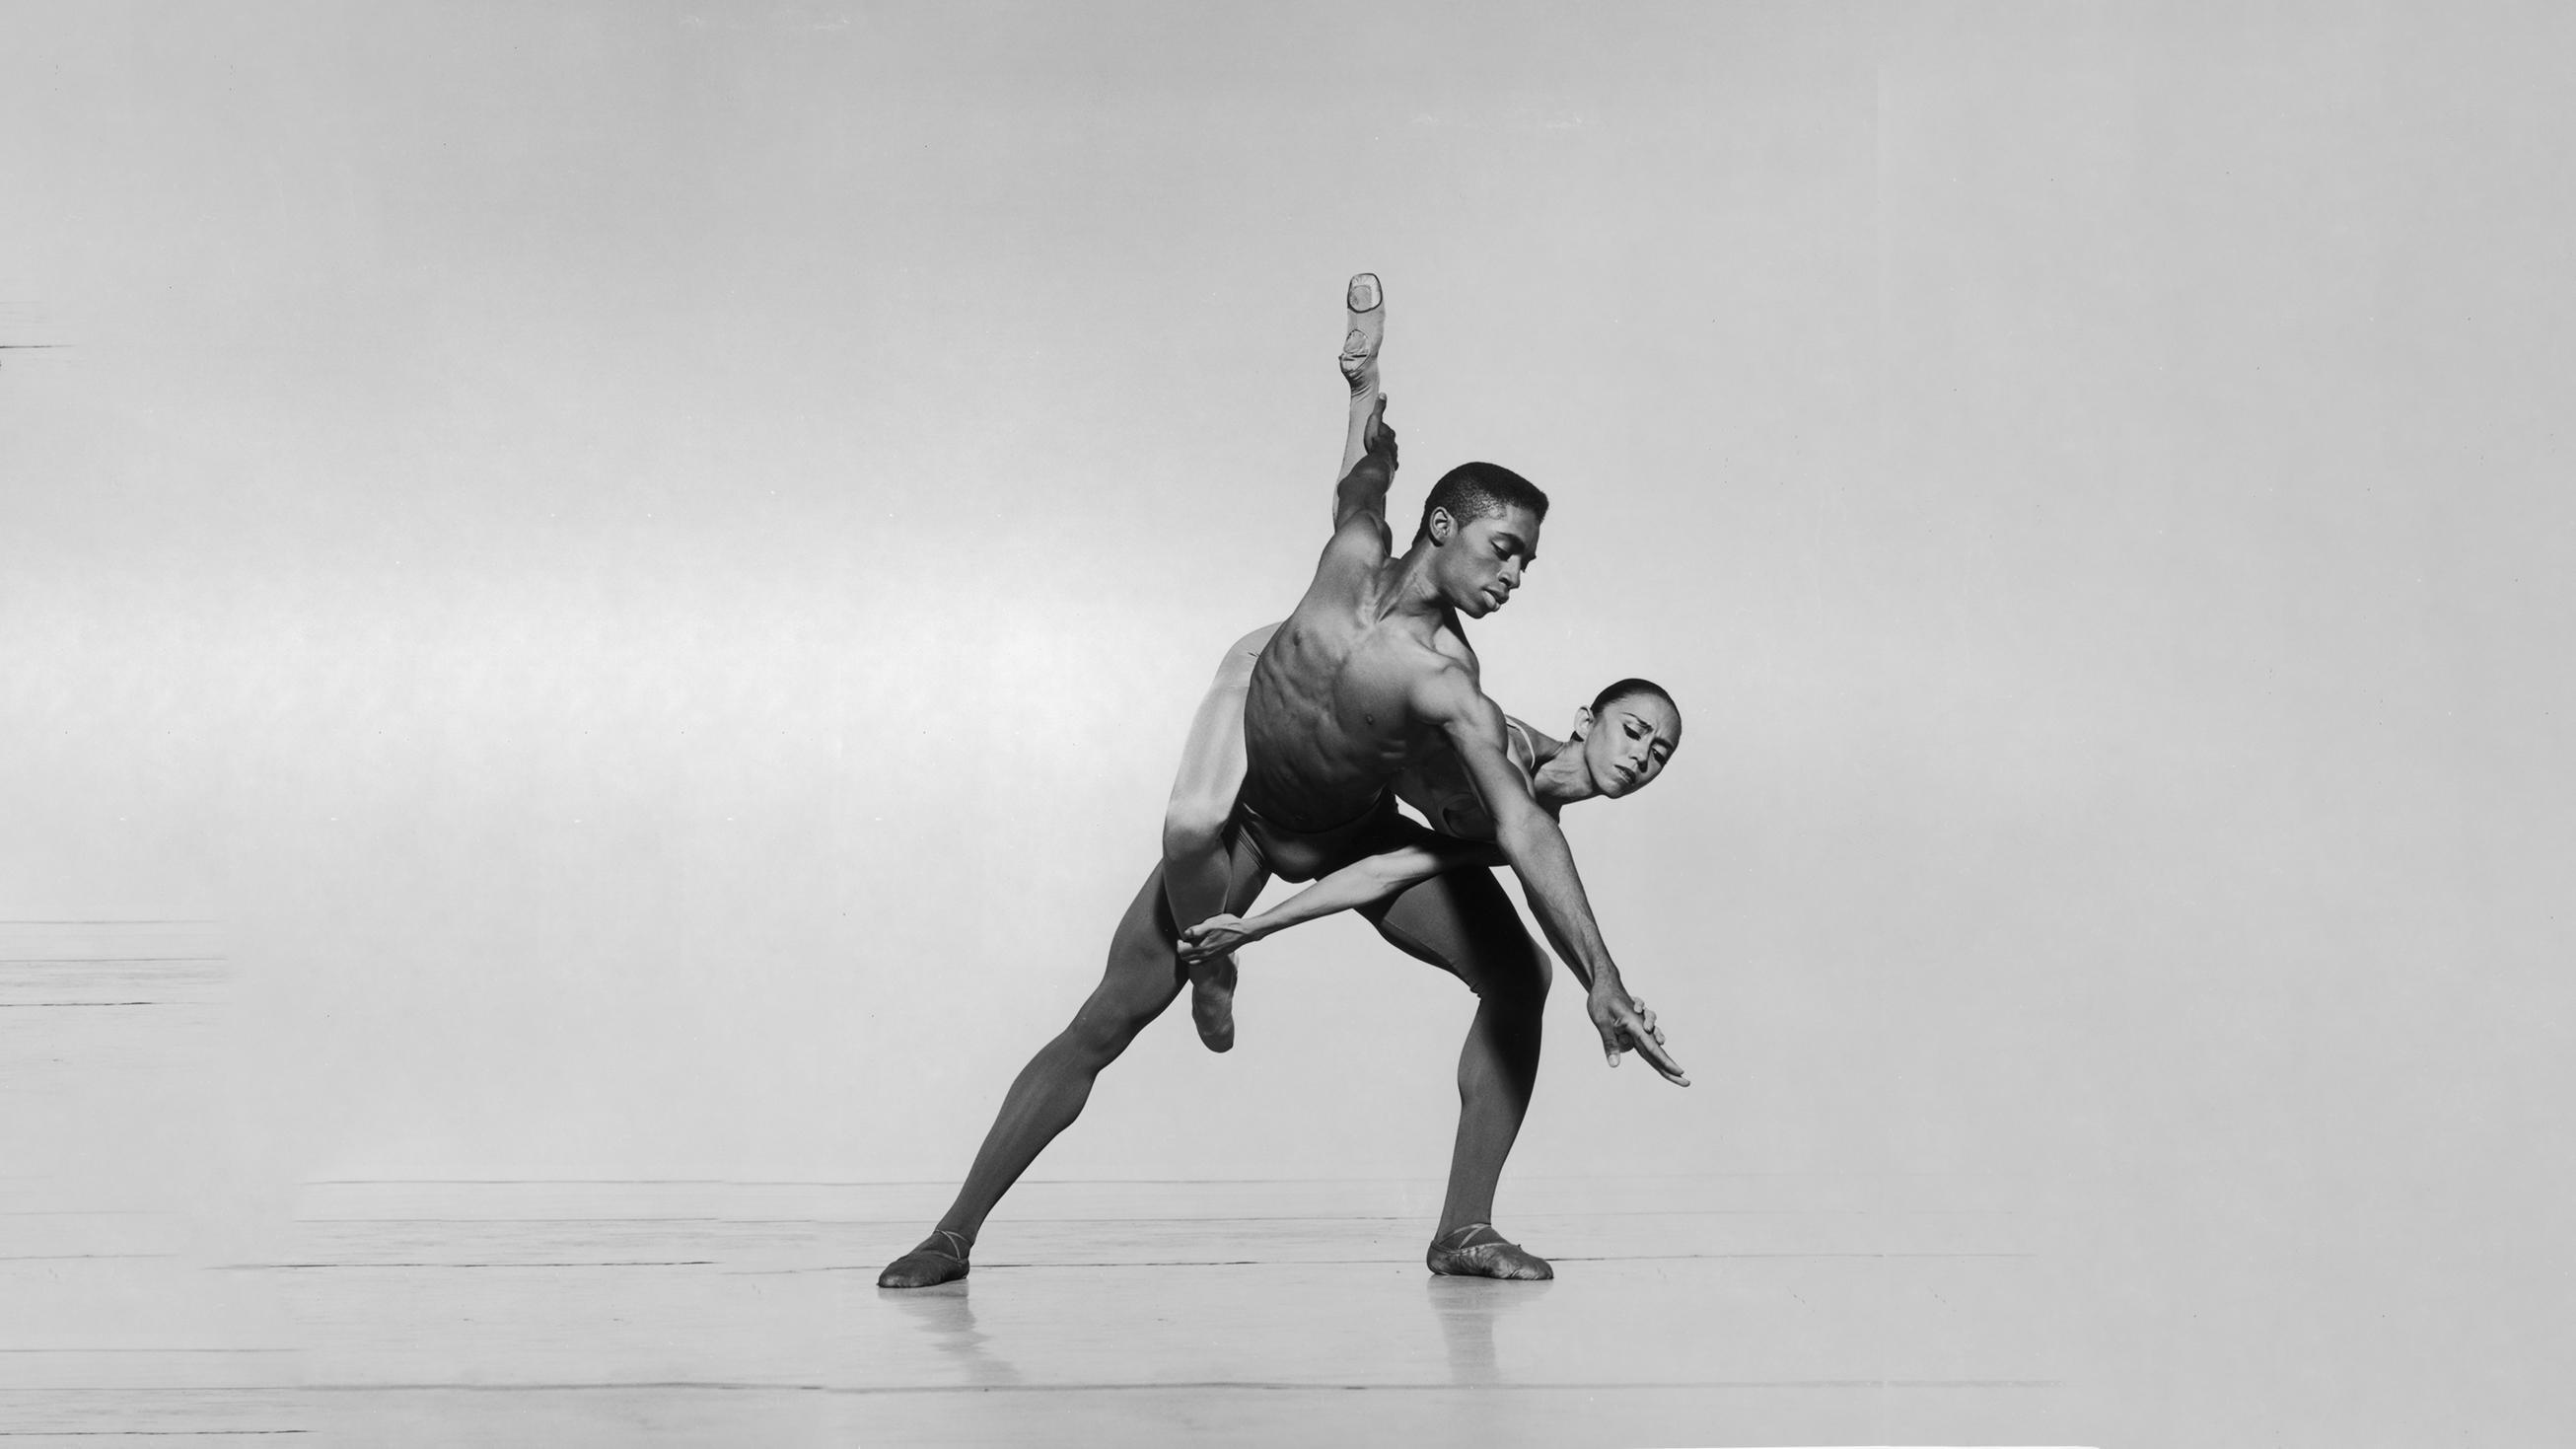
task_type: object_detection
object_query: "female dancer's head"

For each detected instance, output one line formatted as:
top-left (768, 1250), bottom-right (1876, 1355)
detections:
top-left (1567, 679), bottom-right (1681, 801)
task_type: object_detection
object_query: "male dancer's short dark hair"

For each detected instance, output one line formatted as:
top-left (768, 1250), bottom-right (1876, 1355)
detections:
top-left (1414, 462), bottom-right (1549, 544)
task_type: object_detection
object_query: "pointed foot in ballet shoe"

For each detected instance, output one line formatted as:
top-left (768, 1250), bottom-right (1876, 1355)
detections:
top-left (1426, 1224), bottom-right (1553, 1281)
top-left (1189, 955), bottom-right (1238, 1053)
top-left (877, 1230), bottom-right (971, 1289)
top-left (1340, 272), bottom-right (1386, 391)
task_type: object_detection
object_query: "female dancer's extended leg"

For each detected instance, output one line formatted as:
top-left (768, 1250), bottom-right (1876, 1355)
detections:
top-left (1158, 272), bottom-right (1390, 1051)
top-left (1160, 624), bottom-right (1274, 1051)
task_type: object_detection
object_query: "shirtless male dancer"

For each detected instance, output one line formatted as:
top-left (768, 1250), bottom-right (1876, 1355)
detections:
top-left (878, 276), bottom-right (1686, 1290)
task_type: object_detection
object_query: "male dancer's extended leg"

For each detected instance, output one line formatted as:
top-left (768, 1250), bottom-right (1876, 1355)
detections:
top-left (879, 843), bottom-right (1271, 1288)
top-left (1358, 867), bottom-right (1556, 1280)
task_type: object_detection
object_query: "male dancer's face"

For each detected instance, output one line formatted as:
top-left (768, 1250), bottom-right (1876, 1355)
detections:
top-left (1428, 504), bottom-right (1542, 619)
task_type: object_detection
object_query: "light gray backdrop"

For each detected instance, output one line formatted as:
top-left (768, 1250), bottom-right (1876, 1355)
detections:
top-left (4, 3), bottom-right (2567, 1442)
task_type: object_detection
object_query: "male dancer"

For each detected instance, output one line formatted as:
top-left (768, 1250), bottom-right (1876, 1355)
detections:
top-left (879, 279), bottom-right (1684, 1290)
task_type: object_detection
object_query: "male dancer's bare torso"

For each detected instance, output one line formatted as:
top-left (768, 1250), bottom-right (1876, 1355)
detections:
top-left (1234, 582), bottom-right (1478, 880)
top-left (1223, 387), bottom-right (1525, 890)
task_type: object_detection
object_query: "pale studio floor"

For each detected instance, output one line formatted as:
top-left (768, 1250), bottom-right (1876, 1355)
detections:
top-left (2, 923), bottom-right (2097, 1448)
top-left (2, 1176), bottom-right (2093, 1446)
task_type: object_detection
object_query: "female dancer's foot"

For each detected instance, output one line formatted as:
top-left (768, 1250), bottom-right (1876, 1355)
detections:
top-left (1340, 272), bottom-right (1385, 395)
top-left (1189, 953), bottom-right (1238, 1052)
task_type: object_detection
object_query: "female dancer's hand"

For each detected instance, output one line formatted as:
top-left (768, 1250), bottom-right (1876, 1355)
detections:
top-left (1178, 913), bottom-right (1256, 965)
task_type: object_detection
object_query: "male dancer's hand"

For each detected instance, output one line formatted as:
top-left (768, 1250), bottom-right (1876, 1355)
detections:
top-left (1589, 980), bottom-right (1688, 1086)
top-left (1362, 397), bottom-right (1397, 470)
top-left (1336, 399), bottom-right (1398, 522)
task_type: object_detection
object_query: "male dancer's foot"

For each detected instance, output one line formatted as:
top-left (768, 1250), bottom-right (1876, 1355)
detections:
top-left (1426, 1223), bottom-right (1553, 1281)
top-left (1187, 951), bottom-right (1238, 1052)
top-left (878, 1228), bottom-right (972, 1289)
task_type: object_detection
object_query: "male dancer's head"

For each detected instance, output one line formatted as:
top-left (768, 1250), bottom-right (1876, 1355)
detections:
top-left (1408, 462), bottom-right (1549, 620)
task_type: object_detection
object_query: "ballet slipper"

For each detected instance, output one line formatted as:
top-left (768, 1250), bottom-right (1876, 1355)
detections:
top-left (878, 1228), bottom-right (972, 1289)
top-left (1425, 1223), bottom-right (1553, 1281)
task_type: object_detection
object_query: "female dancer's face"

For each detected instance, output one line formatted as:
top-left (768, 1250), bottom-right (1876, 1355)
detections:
top-left (1577, 691), bottom-right (1681, 800)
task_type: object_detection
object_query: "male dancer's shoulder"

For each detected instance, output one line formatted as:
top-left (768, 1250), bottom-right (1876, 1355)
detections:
top-left (1303, 514), bottom-right (1394, 610)
top-left (1426, 616), bottom-right (1480, 676)
top-left (1399, 647), bottom-right (1499, 734)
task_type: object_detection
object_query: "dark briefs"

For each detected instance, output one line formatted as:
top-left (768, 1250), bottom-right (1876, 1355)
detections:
top-left (1227, 794), bottom-right (1548, 1004)
top-left (1229, 793), bottom-right (1398, 885)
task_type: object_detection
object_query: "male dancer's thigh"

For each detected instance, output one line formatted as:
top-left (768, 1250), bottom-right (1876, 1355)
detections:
top-left (1356, 866), bottom-right (1549, 1003)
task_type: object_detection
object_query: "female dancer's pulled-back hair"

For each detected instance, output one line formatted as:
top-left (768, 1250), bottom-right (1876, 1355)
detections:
top-left (1590, 678), bottom-right (1677, 718)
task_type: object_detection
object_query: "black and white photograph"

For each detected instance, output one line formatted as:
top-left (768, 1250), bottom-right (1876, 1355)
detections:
top-left (3, 4), bottom-right (2568, 1445)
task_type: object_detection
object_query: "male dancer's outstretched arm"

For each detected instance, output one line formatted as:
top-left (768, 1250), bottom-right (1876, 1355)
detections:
top-left (1334, 397), bottom-right (1396, 535)
top-left (1323, 399), bottom-right (1682, 1083)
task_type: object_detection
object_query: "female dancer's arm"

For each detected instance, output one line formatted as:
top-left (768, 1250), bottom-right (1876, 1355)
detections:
top-left (1177, 833), bottom-right (1504, 964)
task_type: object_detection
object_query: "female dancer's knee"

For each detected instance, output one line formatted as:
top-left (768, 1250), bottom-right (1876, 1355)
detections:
top-left (1161, 796), bottom-right (1231, 867)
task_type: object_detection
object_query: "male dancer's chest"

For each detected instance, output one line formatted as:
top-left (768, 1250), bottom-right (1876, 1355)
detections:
top-left (1324, 611), bottom-right (1475, 755)
top-left (1244, 611), bottom-right (1472, 796)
